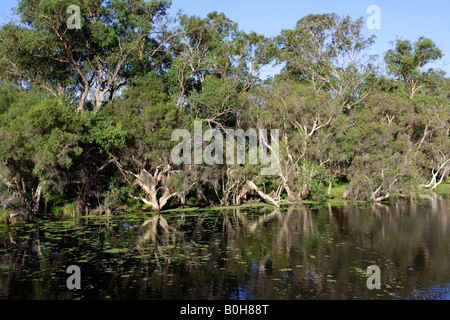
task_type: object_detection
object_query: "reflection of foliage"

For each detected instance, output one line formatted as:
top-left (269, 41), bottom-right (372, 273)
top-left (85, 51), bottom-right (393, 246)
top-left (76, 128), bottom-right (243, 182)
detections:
top-left (0, 198), bottom-right (449, 299)
top-left (100, 178), bottom-right (130, 214)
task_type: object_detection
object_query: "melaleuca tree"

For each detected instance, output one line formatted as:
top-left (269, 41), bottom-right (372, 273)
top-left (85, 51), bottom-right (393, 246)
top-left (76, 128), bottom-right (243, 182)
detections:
top-left (276, 13), bottom-right (378, 109)
top-left (75, 110), bottom-right (127, 213)
top-left (411, 95), bottom-right (450, 190)
top-left (105, 73), bottom-right (190, 211)
top-left (384, 37), bottom-right (443, 100)
top-left (0, 86), bottom-right (82, 220)
top-left (244, 79), bottom-right (341, 202)
top-left (343, 93), bottom-right (421, 201)
top-left (169, 11), bottom-right (273, 127)
top-left (0, 0), bottom-right (172, 112)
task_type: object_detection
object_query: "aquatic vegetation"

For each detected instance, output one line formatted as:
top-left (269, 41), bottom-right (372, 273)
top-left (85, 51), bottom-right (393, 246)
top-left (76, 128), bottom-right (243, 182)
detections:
top-left (0, 195), bottom-right (449, 300)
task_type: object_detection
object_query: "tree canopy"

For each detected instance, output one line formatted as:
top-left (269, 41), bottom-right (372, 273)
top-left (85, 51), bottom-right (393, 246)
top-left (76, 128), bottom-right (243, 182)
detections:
top-left (0, 1), bottom-right (448, 221)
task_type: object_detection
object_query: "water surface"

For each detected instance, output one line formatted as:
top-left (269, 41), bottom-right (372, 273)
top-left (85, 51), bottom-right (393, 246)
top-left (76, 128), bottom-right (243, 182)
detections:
top-left (1, 194), bottom-right (449, 300)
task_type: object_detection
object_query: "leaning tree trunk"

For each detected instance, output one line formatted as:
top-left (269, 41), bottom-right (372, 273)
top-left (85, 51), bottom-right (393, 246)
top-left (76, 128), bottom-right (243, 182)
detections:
top-left (246, 180), bottom-right (280, 208)
top-left (420, 163), bottom-right (449, 191)
top-left (113, 158), bottom-right (177, 211)
top-left (9, 181), bottom-right (42, 221)
top-left (130, 167), bottom-right (177, 211)
top-left (195, 182), bottom-right (210, 206)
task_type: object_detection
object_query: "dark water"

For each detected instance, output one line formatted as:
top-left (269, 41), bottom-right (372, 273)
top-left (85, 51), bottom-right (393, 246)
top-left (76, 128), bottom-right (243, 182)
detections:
top-left (1, 194), bottom-right (449, 300)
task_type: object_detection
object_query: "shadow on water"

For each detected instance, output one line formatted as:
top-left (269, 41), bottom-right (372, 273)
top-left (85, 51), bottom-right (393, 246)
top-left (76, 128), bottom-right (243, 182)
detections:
top-left (0, 193), bottom-right (449, 300)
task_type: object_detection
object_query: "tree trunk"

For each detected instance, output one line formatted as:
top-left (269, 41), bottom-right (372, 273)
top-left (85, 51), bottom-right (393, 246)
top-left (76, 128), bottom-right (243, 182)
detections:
top-left (14, 183), bottom-right (42, 221)
top-left (195, 182), bottom-right (210, 206)
top-left (420, 165), bottom-right (449, 190)
top-left (76, 85), bottom-right (90, 113)
top-left (246, 180), bottom-right (280, 208)
top-left (132, 169), bottom-right (177, 211)
top-left (179, 192), bottom-right (187, 206)
top-left (31, 184), bottom-right (42, 215)
top-left (328, 180), bottom-right (333, 197)
top-left (135, 174), bottom-right (161, 210)
top-left (431, 168), bottom-right (448, 190)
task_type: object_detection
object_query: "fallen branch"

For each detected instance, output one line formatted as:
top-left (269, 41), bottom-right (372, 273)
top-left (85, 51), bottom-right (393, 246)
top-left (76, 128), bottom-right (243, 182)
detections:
top-left (246, 180), bottom-right (280, 208)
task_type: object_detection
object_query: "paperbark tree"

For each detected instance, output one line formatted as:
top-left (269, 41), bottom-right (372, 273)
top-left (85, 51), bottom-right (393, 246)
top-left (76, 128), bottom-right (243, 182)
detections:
top-left (276, 14), bottom-right (377, 109)
top-left (106, 75), bottom-right (188, 211)
top-left (245, 80), bottom-right (339, 201)
top-left (384, 37), bottom-right (443, 100)
top-left (169, 12), bottom-right (273, 125)
top-left (0, 87), bottom-right (82, 220)
top-left (0, 0), bottom-right (172, 112)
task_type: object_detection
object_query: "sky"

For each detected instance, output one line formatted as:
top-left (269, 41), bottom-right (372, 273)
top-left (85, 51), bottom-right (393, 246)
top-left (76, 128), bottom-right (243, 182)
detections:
top-left (168, 0), bottom-right (450, 77)
top-left (1, 0), bottom-right (449, 77)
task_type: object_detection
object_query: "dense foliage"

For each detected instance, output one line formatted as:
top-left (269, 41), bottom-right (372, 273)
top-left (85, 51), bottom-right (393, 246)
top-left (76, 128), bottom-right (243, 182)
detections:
top-left (0, 1), bottom-right (448, 221)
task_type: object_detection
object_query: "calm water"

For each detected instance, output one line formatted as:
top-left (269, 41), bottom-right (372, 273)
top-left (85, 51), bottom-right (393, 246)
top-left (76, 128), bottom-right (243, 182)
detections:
top-left (1, 194), bottom-right (449, 300)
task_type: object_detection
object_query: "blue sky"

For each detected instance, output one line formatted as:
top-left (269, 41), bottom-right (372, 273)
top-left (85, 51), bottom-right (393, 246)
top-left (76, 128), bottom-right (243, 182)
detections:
top-left (168, 0), bottom-right (450, 77)
top-left (1, 0), bottom-right (449, 77)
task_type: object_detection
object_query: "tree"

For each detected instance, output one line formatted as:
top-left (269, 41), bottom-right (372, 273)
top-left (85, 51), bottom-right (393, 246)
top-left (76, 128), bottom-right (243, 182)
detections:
top-left (412, 96), bottom-right (450, 190)
top-left (245, 79), bottom-right (340, 201)
top-left (0, 0), bottom-right (172, 112)
top-left (169, 12), bottom-right (272, 126)
top-left (343, 93), bottom-right (420, 201)
top-left (106, 74), bottom-right (189, 211)
top-left (1, 5), bottom-right (450, 218)
top-left (0, 86), bottom-right (82, 220)
top-left (384, 37), bottom-right (443, 100)
top-left (276, 13), bottom-right (377, 109)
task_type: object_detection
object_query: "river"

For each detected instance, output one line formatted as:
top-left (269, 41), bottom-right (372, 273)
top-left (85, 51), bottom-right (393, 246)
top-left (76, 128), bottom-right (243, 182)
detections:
top-left (1, 193), bottom-right (449, 300)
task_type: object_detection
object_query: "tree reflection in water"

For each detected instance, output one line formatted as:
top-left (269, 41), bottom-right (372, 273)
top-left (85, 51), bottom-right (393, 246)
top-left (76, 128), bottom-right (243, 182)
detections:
top-left (0, 194), bottom-right (449, 300)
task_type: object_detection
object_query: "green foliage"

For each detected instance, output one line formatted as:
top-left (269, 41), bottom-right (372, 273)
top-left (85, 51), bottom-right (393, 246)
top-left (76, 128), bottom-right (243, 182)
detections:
top-left (435, 184), bottom-right (450, 195)
top-left (80, 111), bottom-right (127, 152)
top-left (276, 13), bottom-right (377, 108)
top-left (100, 177), bottom-right (129, 212)
top-left (0, 88), bottom-right (81, 198)
top-left (49, 201), bottom-right (78, 219)
top-left (171, 11), bottom-right (272, 127)
top-left (298, 162), bottom-right (329, 199)
top-left (108, 73), bottom-right (188, 163)
top-left (385, 38), bottom-right (442, 77)
top-left (0, 83), bottom-right (22, 115)
top-left (0, 0), bottom-right (172, 110)
top-left (384, 37), bottom-right (443, 98)
top-left (0, 6), bottom-right (448, 219)
top-left (330, 182), bottom-right (348, 199)
top-left (188, 76), bottom-right (243, 125)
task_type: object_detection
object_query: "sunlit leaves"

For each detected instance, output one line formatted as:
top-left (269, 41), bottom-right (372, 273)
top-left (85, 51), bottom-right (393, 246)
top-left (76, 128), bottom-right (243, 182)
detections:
top-left (384, 37), bottom-right (443, 99)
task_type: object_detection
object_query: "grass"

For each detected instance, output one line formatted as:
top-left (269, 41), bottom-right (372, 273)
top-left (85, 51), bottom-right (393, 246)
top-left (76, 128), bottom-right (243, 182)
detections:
top-left (435, 184), bottom-right (450, 195)
top-left (0, 209), bottom-right (10, 222)
top-left (329, 183), bottom-right (348, 199)
top-left (2, 183), bottom-right (448, 223)
top-left (49, 201), bottom-right (78, 218)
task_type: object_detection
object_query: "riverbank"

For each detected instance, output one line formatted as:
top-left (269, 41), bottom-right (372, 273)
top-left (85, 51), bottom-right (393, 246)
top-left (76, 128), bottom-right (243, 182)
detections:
top-left (435, 183), bottom-right (450, 195)
top-left (1, 191), bottom-right (449, 300)
top-left (1, 184), bottom-right (449, 223)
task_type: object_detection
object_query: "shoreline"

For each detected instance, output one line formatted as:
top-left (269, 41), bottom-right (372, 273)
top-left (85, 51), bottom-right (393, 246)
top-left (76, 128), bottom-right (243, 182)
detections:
top-left (2, 184), bottom-right (448, 223)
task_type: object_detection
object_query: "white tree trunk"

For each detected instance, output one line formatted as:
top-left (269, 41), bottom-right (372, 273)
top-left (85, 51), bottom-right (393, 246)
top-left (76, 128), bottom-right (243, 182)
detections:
top-left (246, 180), bottom-right (280, 208)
